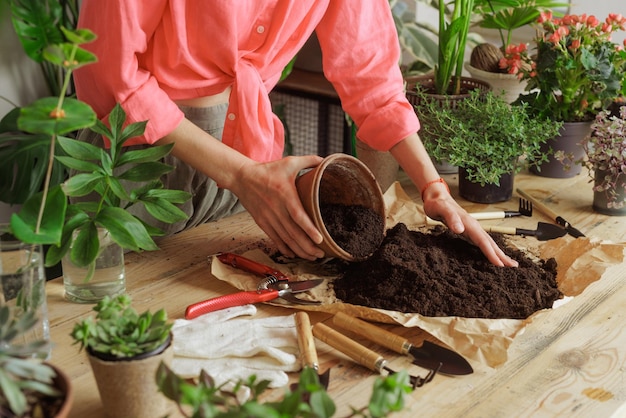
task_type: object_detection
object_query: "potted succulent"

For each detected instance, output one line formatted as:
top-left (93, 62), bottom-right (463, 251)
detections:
top-left (501, 11), bottom-right (626, 177)
top-left (0, 306), bottom-right (73, 418)
top-left (466, 0), bottom-right (567, 103)
top-left (557, 105), bottom-right (626, 215)
top-left (156, 362), bottom-right (411, 418)
top-left (70, 294), bottom-right (173, 418)
top-left (417, 89), bottom-right (561, 202)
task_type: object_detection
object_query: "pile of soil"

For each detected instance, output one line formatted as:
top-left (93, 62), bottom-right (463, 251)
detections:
top-left (332, 222), bottom-right (561, 319)
top-left (321, 203), bottom-right (384, 259)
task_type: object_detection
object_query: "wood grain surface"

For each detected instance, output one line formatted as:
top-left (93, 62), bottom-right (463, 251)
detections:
top-left (47, 167), bottom-right (626, 417)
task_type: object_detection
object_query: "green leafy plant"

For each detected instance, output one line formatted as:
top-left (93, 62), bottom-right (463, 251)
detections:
top-left (418, 88), bottom-right (562, 185)
top-left (4, 20), bottom-right (191, 276)
top-left (1, 0), bottom-right (82, 207)
top-left (0, 306), bottom-right (62, 417)
top-left (156, 362), bottom-right (411, 418)
top-left (435, 0), bottom-right (475, 95)
top-left (469, 0), bottom-right (567, 73)
top-left (502, 12), bottom-right (626, 122)
top-left (473, 0), bottom-right (567, 52)
top-left (70, 294), bottom-right (172, 358)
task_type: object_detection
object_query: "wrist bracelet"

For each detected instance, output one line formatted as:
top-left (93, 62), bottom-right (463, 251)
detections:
top-left (420, 178), bottom-right (450, 201)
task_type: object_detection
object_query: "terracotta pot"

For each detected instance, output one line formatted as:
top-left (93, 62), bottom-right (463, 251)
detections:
top-left (592, 169), bottom-right (626, 216)
top-left (458, 168), bottom-right (514, 204)
top-left (354, 140), bottom-right (399, 193)
top-left (531, 121), bottom-right (591, 178)
top-left (405, 75), bottom-right (492, 174)
top-left (50, 364), bottom-right (73, 418)
top-left (464, 63), bottom-right (528, 104)
top-left (87, 336), bottom-right (174, 418)
top-left (295, 154), bottom-right (385, 261)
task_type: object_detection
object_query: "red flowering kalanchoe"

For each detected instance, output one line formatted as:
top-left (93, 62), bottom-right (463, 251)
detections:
top-left (501, 11), bottom-right (626, 122)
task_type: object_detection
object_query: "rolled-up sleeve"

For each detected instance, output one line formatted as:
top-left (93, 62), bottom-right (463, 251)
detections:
top-left (74, 0), bottom-right (184, 145)
top-left (316, 0), bottom-right (420, 151)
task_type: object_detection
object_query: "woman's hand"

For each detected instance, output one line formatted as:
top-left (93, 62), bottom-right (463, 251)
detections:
top-left (230, 155), bottom-right (326, 260)
top-left (422, 185), bottom-right (519, 267)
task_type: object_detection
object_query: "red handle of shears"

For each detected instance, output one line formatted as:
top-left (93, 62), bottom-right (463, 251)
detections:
top-left (216, 252), bottom-right (289, 280)
top-left (185, 289), bottom-right (279, 319)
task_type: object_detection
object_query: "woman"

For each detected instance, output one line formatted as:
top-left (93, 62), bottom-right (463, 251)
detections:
top-left (74, 1), bottom-right (516, 267)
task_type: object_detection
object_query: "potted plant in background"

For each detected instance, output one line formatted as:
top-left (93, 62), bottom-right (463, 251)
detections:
top-left (0, 306), bottom-right (73, 418)
top-left (556, 105), bottom-right (626, 215)
top-left (405, 0), bottom-right (491, 174)
top-left (466, 0), bottom-right (567, 103)
top-left (417, 89), bottom-right (561, 203)
top-left (501, 11), bottom-right (626, 178)
top-left (71, 294), bottom-right (174, 418)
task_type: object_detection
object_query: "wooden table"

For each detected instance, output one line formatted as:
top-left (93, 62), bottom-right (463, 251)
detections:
top-left (47, 167), bottom-right (626, 417)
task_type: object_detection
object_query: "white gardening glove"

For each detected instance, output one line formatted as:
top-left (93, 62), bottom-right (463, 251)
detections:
top-left (171, 304), bottom-right (300, 388)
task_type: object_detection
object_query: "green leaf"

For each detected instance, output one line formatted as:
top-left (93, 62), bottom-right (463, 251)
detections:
top-left (96, 207), bottom-right (159, 252)
top-left (60, 26), bottom-right (97, 44)
top-left (18, 97), bottom-right (96, 136)
top-left (119, 120), bottom-right (148, 145)
top-left (42, 43), bottom-right (97, 70)
top-left (141, 198), bottom-right (188, 224)
top-left (57, 135), bottom-right (104, 160)
top-left (144, 189), bottom-right (192, 204)
top-left (55, 155), bottom-right (101, 173)
top-left (68, 222), bottom-right (100, 267)
top-left (9, 185), bottom-right (66, 245)
top-left (117, 143), bottom-right (174, 166)
top-left (8, 0), bottom-right (64, 62)
top-left (62, 172), bottom-right (104, 197)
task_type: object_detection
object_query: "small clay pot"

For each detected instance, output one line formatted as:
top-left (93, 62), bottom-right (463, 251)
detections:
top-left (296, 154), bottom-right (385, 261)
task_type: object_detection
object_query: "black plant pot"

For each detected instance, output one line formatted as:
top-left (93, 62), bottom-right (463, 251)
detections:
top-left (459, 168), bottom-right (514, 203)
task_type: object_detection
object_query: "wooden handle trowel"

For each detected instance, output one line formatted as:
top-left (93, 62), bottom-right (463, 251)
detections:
top-left (295, 311), bottom-right (330, 388)
top-left (333, 312), bottom-right (473, 375)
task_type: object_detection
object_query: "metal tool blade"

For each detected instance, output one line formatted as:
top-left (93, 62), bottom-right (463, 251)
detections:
top-left (409, 341), bottom-right (473, 375)
top-left (332, 312), bottom-right (472, 376)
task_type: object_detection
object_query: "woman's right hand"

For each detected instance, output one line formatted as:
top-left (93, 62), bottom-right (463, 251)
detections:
top-left (229, 155), bottom-right (326, 260)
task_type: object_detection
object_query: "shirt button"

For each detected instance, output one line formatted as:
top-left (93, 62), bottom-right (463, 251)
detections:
top-left (228, 113), bottom-right (236, 121)
top-left (256, 25), bottom-right (265, 34)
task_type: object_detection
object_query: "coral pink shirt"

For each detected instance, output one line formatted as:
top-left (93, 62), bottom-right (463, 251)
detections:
top-left (75, 0), bottom-right (420, 162)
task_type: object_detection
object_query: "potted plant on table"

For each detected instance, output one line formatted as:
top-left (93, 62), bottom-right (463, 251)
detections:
top-left (70, 294), bottom-right (173, 418)
top-left (0, 306), bottom-right (73, 418)
top-left (405, 0), bottom-right (490, 174)
top-left (5, 25), bottom-right (191, 303)
top-left (417, 89), bottom-right (561, 203)
top-left (556, 105), bottom-right (626, 216)
top-left (466, 0), bottom-right (567, 103)
top-left (501, 11), bottom-right (626, 178)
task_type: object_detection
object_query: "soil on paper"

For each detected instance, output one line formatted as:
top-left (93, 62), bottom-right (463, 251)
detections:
top-left (324, 207), bottom-right (561, 319)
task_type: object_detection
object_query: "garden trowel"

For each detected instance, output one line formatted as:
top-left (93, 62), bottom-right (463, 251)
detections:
top-left (332, 312), bottom-right (473, 375)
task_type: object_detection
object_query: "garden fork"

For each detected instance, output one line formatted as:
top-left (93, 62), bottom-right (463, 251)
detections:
top-left (468, 197), bottom-right (533, 220)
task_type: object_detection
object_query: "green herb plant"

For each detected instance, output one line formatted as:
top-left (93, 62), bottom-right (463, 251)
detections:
top-left (70, 294), bottom-right (172, 358)
top-left (0, 306), bottom-right (61, 417)
top-left (418, 88), bottom-right (562, 185)
top-left (156, 362), bottom-right (412, 418)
